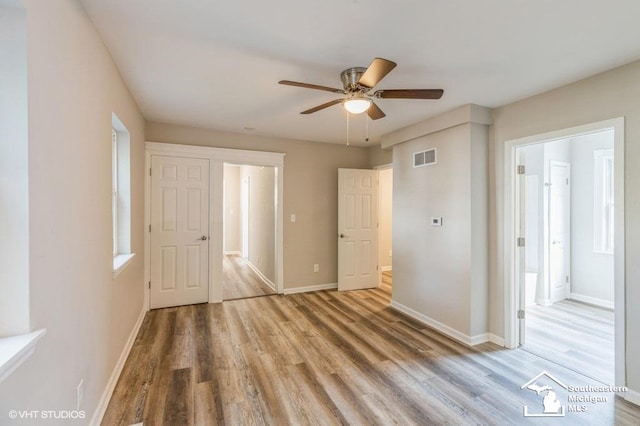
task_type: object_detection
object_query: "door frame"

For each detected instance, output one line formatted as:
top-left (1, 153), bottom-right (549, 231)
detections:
top-left (240, 176), bottom-right (250, 259)
top-left (145, 142), bottom-right (285, 308)
top-left (503, 117), bottom-right (625, 389)
top-left (375, 163), bottom-right (393, 287)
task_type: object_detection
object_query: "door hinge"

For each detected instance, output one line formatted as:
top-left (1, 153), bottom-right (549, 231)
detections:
top-left (376, 265), bottom-right (379, 271)
top-left (566, 275), bottom-right (569, 283)
top-left (517, 309), bottom-right (525, 319)
top-left (149, 224), bottom-right (151, 232)
top-left (517, 165), bottom-right (525, 175)
top-left (148, 281), bottom-right (151, 289)
top-left (517, 237), bottom-right (525, 247)
top-left (149, 168), bottom-right (152, 176)
top-left (566, 178), bottom-right (569, 185)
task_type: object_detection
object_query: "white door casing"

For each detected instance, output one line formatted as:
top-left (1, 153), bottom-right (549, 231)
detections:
top-left (150, 155), bottom-right (210, 309)
top-left (241, 177), bottom-right (250, 259)
top-left (338, 169), bottom-right (378, 291)
top-left (548, 161), bottom-right (570, 303)
top-left (516, 152), bottom-right (527, 346)
top-left (503, 118), bottom-right (625, 391)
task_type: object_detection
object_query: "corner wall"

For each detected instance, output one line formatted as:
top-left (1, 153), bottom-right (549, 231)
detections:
top-left (389, 105), bottom-right (490, 342)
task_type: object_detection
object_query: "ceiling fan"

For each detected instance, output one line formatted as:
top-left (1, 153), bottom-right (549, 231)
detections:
top-left (279, 58), bottom-right (443, 120)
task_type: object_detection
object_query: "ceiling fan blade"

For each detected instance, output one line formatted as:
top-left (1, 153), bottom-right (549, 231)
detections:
top-left (300, 99), bottom-right (343, 114)
top-left (358, 58), bottom-right (397, 88)
top-left (367, 101), bottom-right (386, 120)
top-left (279, 80), bottom-right (344, 94)
top-left (375, 89), bottom-right (444, 99)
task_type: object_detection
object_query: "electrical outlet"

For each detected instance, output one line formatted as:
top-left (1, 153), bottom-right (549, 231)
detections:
top-left (290, 214), bottom-right (296, 223)
top-left (77, 379), bottom-right (84, 411)
top-left (313, 264), bottom-right (319, 273)
top-left (389, 250), bottom-right (393, 257)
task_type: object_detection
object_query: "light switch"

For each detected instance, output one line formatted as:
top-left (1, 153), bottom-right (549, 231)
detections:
top-left (290, 214), bottom-right (296, 223)
top-left (431, 217), bottom-right (443, 227)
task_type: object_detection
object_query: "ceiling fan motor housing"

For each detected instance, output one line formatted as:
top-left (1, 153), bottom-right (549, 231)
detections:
top-left (340, 67), bottom-right (368, 92)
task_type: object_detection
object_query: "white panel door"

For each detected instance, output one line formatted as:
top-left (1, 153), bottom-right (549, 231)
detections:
top-left (150, 155), bottom-right (210, 309)
top-left (549, 161), bottom-right (570, 304)
top-left (338, 169), bottom-right (378, 291)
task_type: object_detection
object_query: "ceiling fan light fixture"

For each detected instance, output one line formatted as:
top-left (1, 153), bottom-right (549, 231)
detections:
top-left (343, 98), bottom-right (372, 114)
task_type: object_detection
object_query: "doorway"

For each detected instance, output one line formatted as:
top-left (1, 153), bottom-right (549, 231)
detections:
top-left (145, 142), bottom-right (285, 308)
top-left (506, 120), bottom-right (624, 387)
top-left (222, 163), bottom-right (277, 300)
top-left (378, 167), bottom-right (393, 294)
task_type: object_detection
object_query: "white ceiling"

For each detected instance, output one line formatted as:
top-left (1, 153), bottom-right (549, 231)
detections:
top-left (81, 0), bottom-right (640, 146)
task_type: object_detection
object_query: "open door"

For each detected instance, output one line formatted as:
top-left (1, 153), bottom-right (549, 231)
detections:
top-left (338, 169), bottom-right (378, 291)
top-left (548, 161), bottom-right (571, 303)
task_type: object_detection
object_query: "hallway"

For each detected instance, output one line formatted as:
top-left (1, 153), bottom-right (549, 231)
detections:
top-left (223, 255), bottom-right (275, 300)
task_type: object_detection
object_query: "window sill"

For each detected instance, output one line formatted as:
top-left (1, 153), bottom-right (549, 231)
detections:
top-left (0, 329), bottom-right (46, 383)
top-left (113, 253), bottom-right (136, 279)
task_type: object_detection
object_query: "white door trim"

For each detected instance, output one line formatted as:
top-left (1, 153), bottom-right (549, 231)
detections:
top-left (502, 117), bottom-right (625, 389)
top-left (145, 142), bottom-right (286, 307)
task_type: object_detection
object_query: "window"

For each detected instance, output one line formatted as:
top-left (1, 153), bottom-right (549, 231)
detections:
top-left (112, 113), bottom-right (134, 276)
top-left (593, 149), bottom-right (614, 254)
top-left (112, 129), bottom-right (119, 256)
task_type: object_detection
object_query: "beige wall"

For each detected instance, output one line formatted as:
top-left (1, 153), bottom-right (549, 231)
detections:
top-left (223, 164), bottom-right (241, 253)
top-left (369, 144), bottom-right (393, 167)
top-left (378, 168), bottom-right (393, 270)
top-left (0, 0), bottom-right (146, 419)
top-left (392, 121), bottom-right (489, 337)
top-left (490, 60), bottom-right (640, 390)
top-left (240, 165), bottom-right (276, 283)
top-left (146, 122), bottom-right (371, 288)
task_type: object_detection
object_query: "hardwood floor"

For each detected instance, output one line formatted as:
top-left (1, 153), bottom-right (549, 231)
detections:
top-left (223, 255), bottom-right (275, 300)
top-left (524, 299), bottom-right (614, 384)
top-left (103, 275), bottom-right (640, 425)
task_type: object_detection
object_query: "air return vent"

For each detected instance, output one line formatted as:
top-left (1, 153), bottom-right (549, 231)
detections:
top-left (413, 148), bottom-right (437, 168)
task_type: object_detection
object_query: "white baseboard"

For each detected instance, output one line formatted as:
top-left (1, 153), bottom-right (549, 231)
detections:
top-left (224, 250), bottom-right (241, 256)
top-left (90, 306), bottom-right (146, 426)
top-left (625, 388), bottom-right (640, 406)
top-left (380, 266), bottom-right (392, 272)
top-left (389, 300), bottom-right (489, 347)
top-left (535, 298), bottom-right (553, 307)
top-left (570, 293), bottom-right (614, 310)
top-left (283, 283), bottom-right (338, 295)
top-left (246, 261), bottom-right (275, 291)
top-left (488, 333), bottom-right (505, 347)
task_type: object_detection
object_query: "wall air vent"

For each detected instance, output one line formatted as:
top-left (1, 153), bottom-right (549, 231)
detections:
top-left (413, 148), bottom-right (437, 168)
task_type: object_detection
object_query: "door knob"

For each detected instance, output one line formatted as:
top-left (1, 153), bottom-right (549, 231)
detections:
top-left (199, 235), bottom-right (208, 241)
top-left (339, 233), bottom-right (347, 238)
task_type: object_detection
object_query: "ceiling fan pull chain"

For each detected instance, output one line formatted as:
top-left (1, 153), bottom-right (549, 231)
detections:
top-left (346, 112), bottom-right (350, 147)
top-left (365, 114), bottom-right (369, 143)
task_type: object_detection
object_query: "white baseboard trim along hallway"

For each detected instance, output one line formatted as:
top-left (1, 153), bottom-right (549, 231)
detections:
top-left (283, 283), bottom-right (338, 295)
top-left (246, 261), bottom-right (276, 291)
top-left (570, 292), bottom-right (615, 310)
top-left (90, 307), bottom-right (146, 426)
top-left (626, 388), bottom-right (640, 406)
top-left (389, 300), bottom-right (494, 347)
